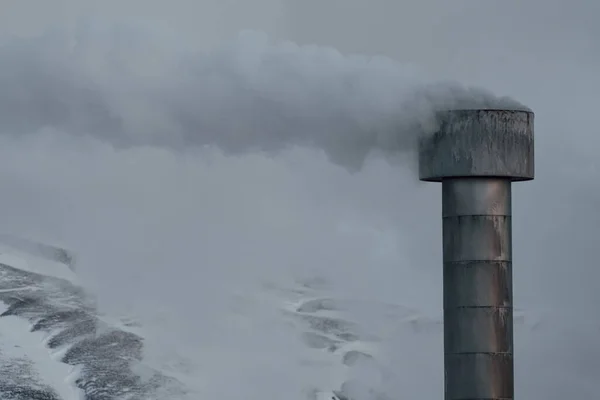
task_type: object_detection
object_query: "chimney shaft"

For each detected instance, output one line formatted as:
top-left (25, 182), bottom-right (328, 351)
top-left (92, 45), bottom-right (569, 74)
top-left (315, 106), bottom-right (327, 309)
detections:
top-left (419, 109), bottom-right (534, 400)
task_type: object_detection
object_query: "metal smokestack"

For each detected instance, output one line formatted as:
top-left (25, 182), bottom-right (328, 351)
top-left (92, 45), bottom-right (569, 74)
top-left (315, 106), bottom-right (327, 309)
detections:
top-left (419, 109), bottom-right (534, 400)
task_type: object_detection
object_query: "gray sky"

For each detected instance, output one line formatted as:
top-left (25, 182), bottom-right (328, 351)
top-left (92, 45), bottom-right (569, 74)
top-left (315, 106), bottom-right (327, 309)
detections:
top-left (0, 1), bottom-right (598, 399)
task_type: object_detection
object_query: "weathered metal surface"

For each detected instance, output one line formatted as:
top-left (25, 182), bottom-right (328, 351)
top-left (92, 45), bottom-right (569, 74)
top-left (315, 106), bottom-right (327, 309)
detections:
top-left (444, 261), bottom-right (512, 308)
top-left (419, 109), bottom-right (534, 182)
top-left (442, 178), bottom-right (511, 217)
top-left (443, 215), bottom-right (511, 262)
top-left (445, 353), bottom-right (513, 399)
top-left (443, 178), bottom-right (513, 400)
top-left (444, 307), bottom-right (513, 353)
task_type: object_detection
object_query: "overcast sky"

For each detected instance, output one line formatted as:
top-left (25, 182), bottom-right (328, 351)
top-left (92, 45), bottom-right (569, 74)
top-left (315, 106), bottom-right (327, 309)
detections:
top-left (0, 1), bottom-right (598, 399)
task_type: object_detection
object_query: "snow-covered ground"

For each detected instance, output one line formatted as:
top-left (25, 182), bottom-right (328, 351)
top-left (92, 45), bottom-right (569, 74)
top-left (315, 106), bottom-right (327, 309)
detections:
top-left (0, 238), bottom-right (444, 400)
top-left (0, 241), bottom-right (190, 399)
top-left (0, 303), bottom-right (80, 400)
top-left (0, 239), bottom-right (404, 399)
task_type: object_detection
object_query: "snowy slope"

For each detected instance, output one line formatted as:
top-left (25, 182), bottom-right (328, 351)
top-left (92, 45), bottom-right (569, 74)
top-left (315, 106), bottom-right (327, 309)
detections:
top-left (266, 275), bottom-right (539, 400)
top-left (0, 238), bottom-right (429, 400)
top-left (0, 302), bottom-right (79, 400)
top-left (0, 238), bottom-right (543, 400)
top-left (0, 241), bottom-right (189, 400)
top-left (266, 276), bottom-right (435, 400)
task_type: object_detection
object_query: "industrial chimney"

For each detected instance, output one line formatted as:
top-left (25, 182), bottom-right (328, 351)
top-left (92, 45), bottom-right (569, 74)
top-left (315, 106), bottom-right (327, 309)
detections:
top-left (419, 109), bottom-right (534, 400)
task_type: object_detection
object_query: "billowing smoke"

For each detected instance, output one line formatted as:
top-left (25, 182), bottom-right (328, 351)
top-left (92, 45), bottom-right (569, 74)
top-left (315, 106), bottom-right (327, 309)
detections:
top-left (0, 21), bottom-right (524, 171)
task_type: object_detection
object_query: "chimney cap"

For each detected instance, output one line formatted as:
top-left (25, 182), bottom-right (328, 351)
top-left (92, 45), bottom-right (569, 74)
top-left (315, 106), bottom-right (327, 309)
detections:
top-left (418, 109), bottom-right (534, 182)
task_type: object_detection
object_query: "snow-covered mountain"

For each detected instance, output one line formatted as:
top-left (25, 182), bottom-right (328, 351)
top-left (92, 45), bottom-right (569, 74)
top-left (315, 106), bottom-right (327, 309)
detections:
top-left (0, 237), bottom-right (418, 399)
top-left (0, 239), bottom-right (189, 399)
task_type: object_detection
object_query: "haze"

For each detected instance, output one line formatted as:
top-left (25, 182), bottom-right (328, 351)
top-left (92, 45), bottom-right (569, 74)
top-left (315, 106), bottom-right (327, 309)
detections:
top-left (0, 1), bottom-right (598, 399)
